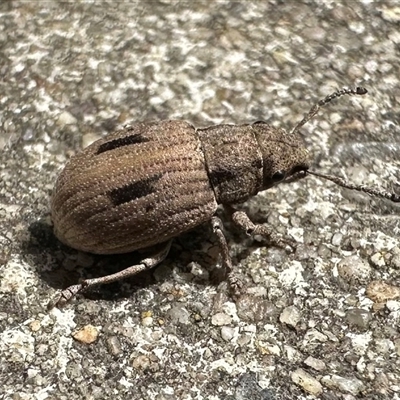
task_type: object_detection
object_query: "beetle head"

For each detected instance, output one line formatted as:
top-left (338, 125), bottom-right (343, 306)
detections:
top-left (252, 122), bottom-right (310, 190)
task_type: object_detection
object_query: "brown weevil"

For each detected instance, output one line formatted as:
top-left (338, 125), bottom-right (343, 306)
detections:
top-left (50, 87), bottom-right (400, 307)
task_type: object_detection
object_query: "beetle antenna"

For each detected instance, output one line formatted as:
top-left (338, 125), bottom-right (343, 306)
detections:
top-left (307, 170), bottom-right (400, 203)
top-left (290, 87), bottom-right (368, 136)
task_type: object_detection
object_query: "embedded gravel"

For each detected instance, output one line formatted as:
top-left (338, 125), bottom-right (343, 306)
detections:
top-left (1, 2), bottom-right (400, 400)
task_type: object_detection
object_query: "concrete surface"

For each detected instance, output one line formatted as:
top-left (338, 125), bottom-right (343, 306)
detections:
top-left (1, 1), bottom-right (400, 399)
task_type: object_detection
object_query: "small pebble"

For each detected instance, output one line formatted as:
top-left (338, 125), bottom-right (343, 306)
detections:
top-left (322, 374), bottom-right (365, 396)
top-left (370, 252), bottom-right (385, 268)
top-left (386, 300), bottom-right (400, 312)
top-left (389, 247), bottom-right (400, 269)
top-left (132, 355), bottom-right (150, 370)
top-left (257, 343), bottom-right (281, 356)
top-left (394, 338), bottom-right (400, 356)
top-left (167, 305), bottom-right (190, 325)
top-left (375, 339), bottom-right (393, 355)
top-left (331, 232), bottom-right (343, 246)
top-left (345, 308), bottom-right (372, 330)
top-left (57, 110), bottom-right (77, 126)
top-left (82, 132), bottom-right (101, 148)
top-left (366, 280), bottom-right (400, 303)
top-left (142, 316), bottom-right (153, 327)
top-left (107, 336), bottom-right (122, 356)
top-left (337, 255), bottom-right (372, 284)
top-left (304, 356), bottom-right (326, 371)
top-left (211, 312), bottom-right (232, 326)
top-left (221, 326), bottom-right (235, 342)
top-left (303, 329), bottom-right (328, 343)
top-left (72, 325), bottom-right (99, 344)
top-left (291, 368), bottom-right (322, 396)
top-left (29, 320), bottom-right (41, 332)
top-left (380, 5), bottom-right (400, 22)
top-left (279, 305), bottom-right (301, 328)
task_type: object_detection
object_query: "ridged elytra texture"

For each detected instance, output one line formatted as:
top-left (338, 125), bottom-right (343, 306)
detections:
top-left (51, 121), bottom-right (217, 254)
top-left (51, 120), bottom-right (310, 255)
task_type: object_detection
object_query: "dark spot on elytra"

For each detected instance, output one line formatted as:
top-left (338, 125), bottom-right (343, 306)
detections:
top-left (96, 133), bottom-right (150, 154)
top-left (108, 173), bottom-right (163, 206)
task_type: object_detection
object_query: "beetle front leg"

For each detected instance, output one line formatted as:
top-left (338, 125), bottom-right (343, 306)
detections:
top-left (226, 206), bottom-right (295, 251)
top-left (49, 240), bottom-right (172, 309)
top-left (211, 216), bottom-right (243, 296)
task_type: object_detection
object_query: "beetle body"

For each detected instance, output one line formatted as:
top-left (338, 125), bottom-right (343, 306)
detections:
top-left (51, 87), bottom-right (395, 307)
top-left (51, 120), bottom-right (309, 254)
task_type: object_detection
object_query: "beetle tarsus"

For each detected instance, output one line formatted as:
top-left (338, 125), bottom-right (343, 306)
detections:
top-left (229, 208), bottom-right (296, 251)
top-left (227, 272), bottom-right (244, 297)
top-left (48, 284), bottom-right (83, 309)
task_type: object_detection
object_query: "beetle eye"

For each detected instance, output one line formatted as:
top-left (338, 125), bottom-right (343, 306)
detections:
top-left (272, 170), bottom-right (286, 182)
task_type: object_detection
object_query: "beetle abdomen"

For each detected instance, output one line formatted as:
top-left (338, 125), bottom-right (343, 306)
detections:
top-left (51, 121), bottom-right (218, 254)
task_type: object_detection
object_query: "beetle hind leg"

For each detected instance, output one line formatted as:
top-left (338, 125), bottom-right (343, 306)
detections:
top-left (48, 240), bottom-right (172, 309)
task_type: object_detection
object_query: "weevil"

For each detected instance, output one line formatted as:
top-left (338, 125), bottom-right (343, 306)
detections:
top-left (50, 87), bottom-right (399, 307)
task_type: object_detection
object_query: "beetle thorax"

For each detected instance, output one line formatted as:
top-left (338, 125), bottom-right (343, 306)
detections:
top-left (197, 122), bottom-right (310, 205)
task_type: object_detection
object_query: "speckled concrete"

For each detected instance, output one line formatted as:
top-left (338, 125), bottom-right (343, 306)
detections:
top-left (1, 2), bottom-right (400, 400)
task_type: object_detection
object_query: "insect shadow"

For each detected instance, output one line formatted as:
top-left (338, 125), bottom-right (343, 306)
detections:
top-left (24, 213), bottom-right (252, 304)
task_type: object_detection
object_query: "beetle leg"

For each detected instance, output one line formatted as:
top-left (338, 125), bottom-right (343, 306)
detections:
top-left (227, 208), bottom-right (295, 251)
top-left (211, 216), bottom-right (243, 296)
top-left (49, 240), bottom-right (172, 309)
